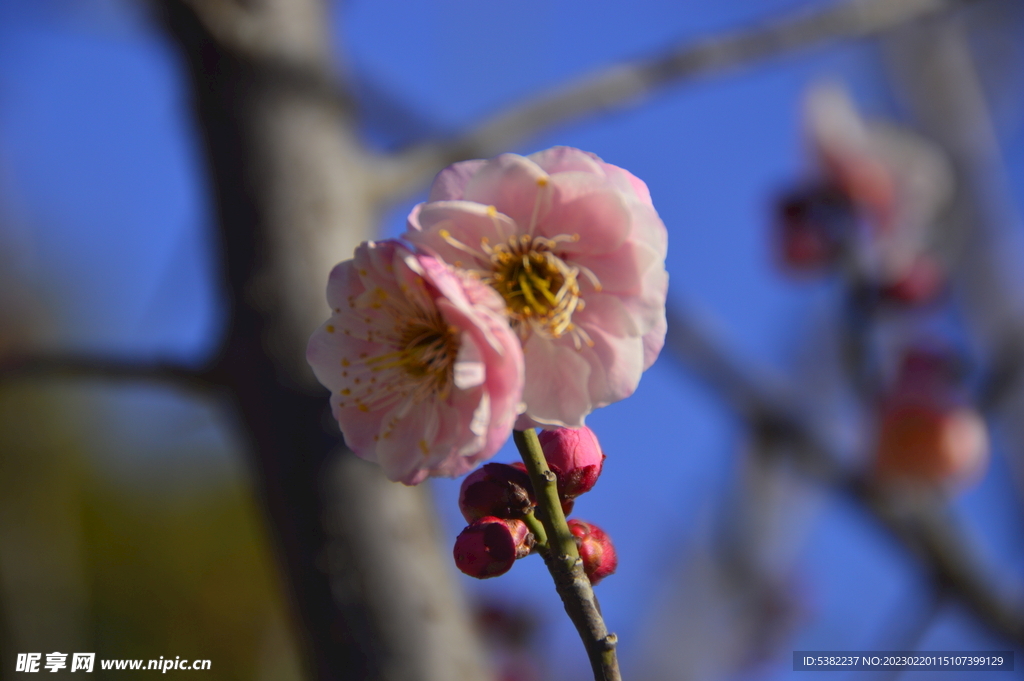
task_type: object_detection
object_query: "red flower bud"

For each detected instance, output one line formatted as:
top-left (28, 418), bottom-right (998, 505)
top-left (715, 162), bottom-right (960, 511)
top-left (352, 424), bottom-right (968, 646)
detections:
top-left (538, 427), bottom-right (605, 499)
top-left (459, 463), bottom-right (535, 522)
top-left (454, 517), bottom-right (534, 579)
top-left (879, 255), bottom-right (944, 306)
top-left (774, 183), bottom-right (854, 272)
top-left (567, 519), bottom-right (617, 585)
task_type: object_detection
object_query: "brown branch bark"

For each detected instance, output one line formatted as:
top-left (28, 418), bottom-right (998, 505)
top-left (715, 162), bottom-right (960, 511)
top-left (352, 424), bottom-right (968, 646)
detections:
top-left (154, 1), bottom-right (491, 680)
top-left (375, 0), bottom-right (981, 200)
top-left (664, 307), bottom-right (1024, 645)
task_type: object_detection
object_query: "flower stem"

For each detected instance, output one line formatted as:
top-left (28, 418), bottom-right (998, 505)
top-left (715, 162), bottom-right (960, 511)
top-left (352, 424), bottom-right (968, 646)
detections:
top-left (513, 429), bottom-right (621, 681)
top-left (522, 510), bottom-right (548, 550)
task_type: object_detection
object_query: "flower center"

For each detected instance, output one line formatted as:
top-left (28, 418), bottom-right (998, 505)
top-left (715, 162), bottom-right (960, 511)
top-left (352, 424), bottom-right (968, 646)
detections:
top-left (438, 225), bottom-right (601, 348)
top-left (486, 235), bottom-right (582, 340)
top-left (360, 307), bottom-right (458, 403)
top-left (397, 320), bottom-right (459, 390)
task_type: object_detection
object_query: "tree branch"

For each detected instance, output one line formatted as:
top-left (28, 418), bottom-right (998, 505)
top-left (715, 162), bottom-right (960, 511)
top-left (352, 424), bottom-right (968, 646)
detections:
top-left (173, 0), bottom-right (358, 115)
top-left (375, 0), bottom-right (980, 200)
top-left (664, 306), bottom-right (1024, 645)
top-left (156, 1), bottom-right (491, 679)
top-left (513, 429), bottom-right (620, 681)
top-left (0, 353), bottom-right (215, 393)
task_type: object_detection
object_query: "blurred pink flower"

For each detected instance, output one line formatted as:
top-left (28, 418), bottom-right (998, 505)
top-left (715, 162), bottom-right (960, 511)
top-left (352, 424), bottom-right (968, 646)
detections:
top-left (307, 240), bottom-right (524, 485)
top-left (405, 146), bottom-right (668, 428)
top-left (804, 84), bottom-right (953, 286)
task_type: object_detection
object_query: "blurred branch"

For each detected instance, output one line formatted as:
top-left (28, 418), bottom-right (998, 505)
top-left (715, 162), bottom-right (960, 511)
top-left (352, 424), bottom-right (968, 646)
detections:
top-left (881, 12), bottom-right (1024, 505)
top-left (175, 0), bottom-right (357, 113)
top-left (375, 0), bottom-right (980, 200)
top-left (0, 353), bottom-right (215, 393)
top-left (664, 306), bottom-right (1024, 645)
top-left (155, 1), bottom-right (491, 680)
top-left (880, 15), bottom-right (1024, 418)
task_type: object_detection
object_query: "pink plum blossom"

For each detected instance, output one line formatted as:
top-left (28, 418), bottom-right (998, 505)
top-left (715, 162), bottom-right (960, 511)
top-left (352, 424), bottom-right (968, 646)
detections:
top-left (306, 240), bottom-right (524, 485)
top-left (405, 146), bottom-right (669, 428)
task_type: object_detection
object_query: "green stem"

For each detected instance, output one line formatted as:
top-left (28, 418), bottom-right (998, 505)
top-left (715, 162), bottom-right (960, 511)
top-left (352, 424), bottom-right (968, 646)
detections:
top-left (522, 510), bottom-right (548, 549)
top-left (513, 429), bottom-right (621, 681)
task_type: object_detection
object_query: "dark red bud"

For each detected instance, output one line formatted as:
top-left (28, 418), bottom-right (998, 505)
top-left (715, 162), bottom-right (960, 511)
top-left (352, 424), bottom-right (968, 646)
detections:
top-left (538, 427), bottom-right (605, 499)
top-left (567, 519), bottom-right (617, 585)
top-left (880, 255), bottom-right (944, 306)
top-left (774, 183), bottom-right (854, 272)
top-left (454, 517), bottom-right (534, 579)
top-left (459, 463), bottom-right (536, 522)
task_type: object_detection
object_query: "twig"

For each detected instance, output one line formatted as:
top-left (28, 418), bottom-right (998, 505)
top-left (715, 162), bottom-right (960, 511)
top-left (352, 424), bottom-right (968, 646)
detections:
top-left (0, 353), bottom-right (215, 393)
top-left (376, 0), bottom-right (978, 200)
top-left (663, 306), bottom-right (1024, 645)
top-left (513, 429), bottom-right (620, 681)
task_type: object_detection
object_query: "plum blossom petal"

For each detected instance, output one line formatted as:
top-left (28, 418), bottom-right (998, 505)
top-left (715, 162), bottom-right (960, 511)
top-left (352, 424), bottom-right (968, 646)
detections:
top-left (462, 154), bottom-right (551, 228)
top-left (539, 173), bottom-right (633, 255)
top-left (528, 146), bottom-right (605, 175)
top-left (429, 158), bottom-right (488, 201)
top-left (307, 240), bottom-right (524, 484)
top-left (407, 147), bottom-right (669, 428)
top-left (517, 334), bottom-right (593, 429)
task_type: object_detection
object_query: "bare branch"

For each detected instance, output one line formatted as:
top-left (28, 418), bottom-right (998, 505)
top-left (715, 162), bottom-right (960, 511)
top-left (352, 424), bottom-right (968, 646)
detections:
top-left (0, 353), bottom-right (215, 393)
top-left (664, 306), bottom-right (1024, 645)
top-left (375, 0), bottom-right (980, 200)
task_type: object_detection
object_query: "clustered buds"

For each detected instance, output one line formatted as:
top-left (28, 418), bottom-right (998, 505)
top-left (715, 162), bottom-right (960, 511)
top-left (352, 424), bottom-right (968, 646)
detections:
top-left (453, 427), bottom-right (617, 584)
top-left (568, 519), bottom-right (618, 585)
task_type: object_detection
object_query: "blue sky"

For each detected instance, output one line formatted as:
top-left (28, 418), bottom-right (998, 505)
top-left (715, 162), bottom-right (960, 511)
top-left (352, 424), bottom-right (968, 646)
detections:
top-left (1, 1), bottom-right (1023, 679)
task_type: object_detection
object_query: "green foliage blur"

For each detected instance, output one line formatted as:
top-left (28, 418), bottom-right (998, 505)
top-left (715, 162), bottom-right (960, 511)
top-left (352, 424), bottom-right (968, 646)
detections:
top-left (0, 384), bottom-right (304, 680)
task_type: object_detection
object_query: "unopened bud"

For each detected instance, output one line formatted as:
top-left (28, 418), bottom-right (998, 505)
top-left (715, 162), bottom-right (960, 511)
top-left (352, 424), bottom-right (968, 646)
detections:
top-left (538, 427), bottom-right (605, 499)
top-left (774, 183), bottom-right (853, 272)
top-left (459, 463), bottom-right (535, 522)
top-left (567, 519), bottom-right (617, 585)
top-left (454, 517), bottom-right (534, 579)
top-left (880, 255), bottom-right (944, 306)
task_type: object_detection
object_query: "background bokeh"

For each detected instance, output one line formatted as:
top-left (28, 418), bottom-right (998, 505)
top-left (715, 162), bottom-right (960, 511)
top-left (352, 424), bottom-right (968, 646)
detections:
top-left (2, 1), bottom-right (1023, 679)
